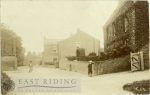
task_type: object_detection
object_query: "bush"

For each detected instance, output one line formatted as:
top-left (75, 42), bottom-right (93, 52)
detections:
top-left (66, 56), bottom-right (102, 61)
top-left (77, 56), bottom-right (101, 61)
top-left (104, 45), bottom-right (131, 60)
top-left (66, 56), bottom-right (76, 61)
top-left (123, 80), bottom-right (150, 94)
top-left (88, 52), bottom-right (96, 56)
top-left (1, 72), bottom-right (15, 95)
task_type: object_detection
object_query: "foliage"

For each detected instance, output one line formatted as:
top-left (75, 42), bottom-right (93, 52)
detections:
top-left (66, 56), bottom-right (101, 61)
top-left (99, 52), bottom-right (108, 60)
top-left (1, 72), bottom-right (15, 95)
top-left (88, 52), bottom-right (97, 56)
top-left (1, 25), bottom-right (25, 66)
top-left (66, 56), bottom-right (76, 61)
top-left (123, 80), bottom-right (150, 94)
top-left (104, 45), bottom-right (131, 60)
top-left (66, 45), bottom-right (132, 61)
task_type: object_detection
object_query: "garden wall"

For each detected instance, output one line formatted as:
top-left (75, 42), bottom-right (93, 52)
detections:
top-left (93, 55), bottom-right (130, 75)
top-left (59, 51), bottom-right (149, 76)
top-left (59, 55), bottom-right (131, 75)
top-left (1, 56), bottom-right (17, 71)
top-left (59, 59), bottom-right (89, 75)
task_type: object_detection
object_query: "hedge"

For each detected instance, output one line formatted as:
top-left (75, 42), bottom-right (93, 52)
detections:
top-left (1, 72), bottom-right (14, 95)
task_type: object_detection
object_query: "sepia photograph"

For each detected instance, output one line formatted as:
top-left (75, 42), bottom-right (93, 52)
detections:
top-left (0, 0), bottom-right (149, 95)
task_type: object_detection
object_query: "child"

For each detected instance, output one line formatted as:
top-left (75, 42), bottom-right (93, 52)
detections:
top-left (88, 60), bottom-right (94, 77)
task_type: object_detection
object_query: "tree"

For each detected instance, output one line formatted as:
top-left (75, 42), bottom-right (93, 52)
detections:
top-left (1, 24), bottom-right (25, 66)
top-left (88, 52), bottom-right (96, 56)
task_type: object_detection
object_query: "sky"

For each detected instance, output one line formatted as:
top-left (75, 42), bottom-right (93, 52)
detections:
top-left (1, 0), bottom-right (118, 53)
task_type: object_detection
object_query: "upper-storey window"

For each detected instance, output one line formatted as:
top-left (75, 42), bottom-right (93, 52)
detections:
top-left (108, 25), bottom-right (112, 42)
top-left (124, 18), bottom-right (129, 33)
top-left (112, 23), bottom-right (116, 37)
top-left (52, 49), bottom-right (57, 53)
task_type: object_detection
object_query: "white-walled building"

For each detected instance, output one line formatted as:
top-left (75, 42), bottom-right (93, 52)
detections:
top-left (58, 29), bottom-right (100, 60)
top-left (42, 38), bottom-right (60, 65)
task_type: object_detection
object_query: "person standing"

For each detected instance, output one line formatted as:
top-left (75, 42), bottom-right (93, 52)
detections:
top-left (88, 60), bottom-right (94, 77)
top-left (69, 64), bottom-right (72, 71)
top-left (29, 61), bottom-right (33, 73)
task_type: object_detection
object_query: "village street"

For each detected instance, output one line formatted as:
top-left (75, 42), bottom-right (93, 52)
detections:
top-left (4, 66), bottom-right (150, 95)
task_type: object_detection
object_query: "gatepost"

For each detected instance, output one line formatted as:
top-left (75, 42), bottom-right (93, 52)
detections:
top-left (130, 51), bottom-right (144, 72)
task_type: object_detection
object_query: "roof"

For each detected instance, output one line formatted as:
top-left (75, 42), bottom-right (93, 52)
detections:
top-left (65, 29), bottom-right (100, 41)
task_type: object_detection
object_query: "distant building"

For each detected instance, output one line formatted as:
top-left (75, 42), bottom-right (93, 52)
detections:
top-left (103, 1), bottom-right (149, 52)
top-left (42, 38), bottom-right (60, 65)
top-left (23, 52), bottom-right (42, 66)
top-left (58, 29), bottom-right (100, 60)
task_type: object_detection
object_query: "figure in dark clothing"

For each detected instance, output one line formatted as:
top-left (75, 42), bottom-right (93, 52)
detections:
top-left (69, 64), bottom-right (72, 71)
top-left (76, 47), bottom-right (80, 61)
top-left (29, 61), bottom-right (33, 73)
top-left (88, 60), bottom-right (94, 77)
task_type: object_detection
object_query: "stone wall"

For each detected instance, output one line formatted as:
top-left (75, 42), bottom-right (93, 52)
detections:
top-left (59, 59), bottom-right (89, 75)
top-left (59, 55), bottom-right (131, 75)
top-left (59, 46), bottom-right (149, 75)
top-left (93, 55), bottom-right (130, 75)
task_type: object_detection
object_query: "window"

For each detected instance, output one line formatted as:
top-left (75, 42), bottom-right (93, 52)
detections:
top-left (124, 39), bottom-right (129, 46)
top-left (124, 18), bottom-right (129, 33)
top-left (52, 49), bottom-right (57, 53)
top-left (113, 24), bottom-right (116, 37)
